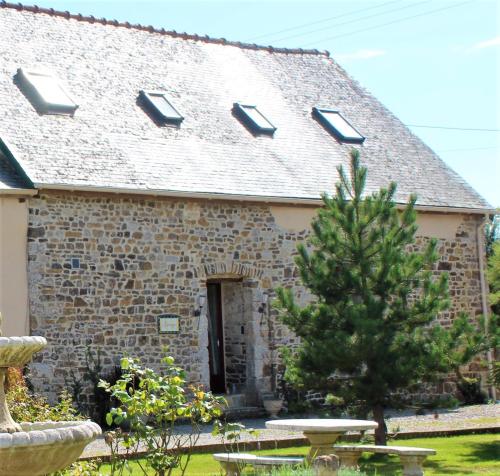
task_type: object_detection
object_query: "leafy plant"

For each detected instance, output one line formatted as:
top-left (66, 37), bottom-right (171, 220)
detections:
top-left (246, 466), bottom-right (367, 476)
top-left (489, 360), bottom-right (500, 387)
top-left (212, 420), bottom-right (259, 454)
top-left (65, 346), bottom-right (125, 427)
top-left (438, 312), bottom-right (498, 404)
top-left (420, 394), bottom-right (460, 410)
top-left (488, 241), bottom-right (500, 319)
top-left (51, 459), bottom-right (103, 476)
top-left (99, 352), bottom-right (225, 476)
top-left (280, 379), bottom-right (312, 415)
top-left (456, 377), bottom-right (487, 405)
top-left (83, 346), bottom-right (118, 426)
top-left (485, 213), bottom-right (499, 258)
top-left (6, 368), bottom-right (82, 423)
top-left (65, 368), bottom-right (85, 414)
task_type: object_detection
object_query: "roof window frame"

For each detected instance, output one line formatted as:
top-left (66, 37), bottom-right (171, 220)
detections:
top-left (232, 103), bottom-right (277, 136)
top-left (312, 107), bottom-right (365, 144)
top-left (15, 68), bottom-right (78, 116)
top-left (139, 90), bottom-right (184, 126)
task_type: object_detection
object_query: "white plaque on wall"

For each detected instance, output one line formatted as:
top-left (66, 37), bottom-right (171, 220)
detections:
top-left (158, 314), bottom-right (180, 334)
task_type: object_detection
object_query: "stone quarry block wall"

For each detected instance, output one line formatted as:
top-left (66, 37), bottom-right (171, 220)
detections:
top-left (221, 281), bottom-right (248, 392)
top-left (26, 191), bottom-right (486, 403)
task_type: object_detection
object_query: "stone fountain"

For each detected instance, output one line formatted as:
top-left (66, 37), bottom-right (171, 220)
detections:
top-left (0, 313), bottom-right (101, 475)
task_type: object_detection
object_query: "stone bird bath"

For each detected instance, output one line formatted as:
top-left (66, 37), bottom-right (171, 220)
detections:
top-left (0, 317), bottom-right (101, 475)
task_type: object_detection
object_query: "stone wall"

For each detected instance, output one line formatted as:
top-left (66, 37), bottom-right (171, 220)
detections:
top-left (26, 191), bottom-right (486, 403)
top-left (221, 281), bottom-right (248, 392)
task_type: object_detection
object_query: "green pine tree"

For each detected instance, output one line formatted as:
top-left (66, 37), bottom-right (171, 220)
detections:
top-left (276, 149), bottom-right (477, 445)
top-left (485, 213), bottom-right (499, 258)
top-left (487, 241), bottom-right (500, 387)
top-left (488, 241), bottom-right (500, 317)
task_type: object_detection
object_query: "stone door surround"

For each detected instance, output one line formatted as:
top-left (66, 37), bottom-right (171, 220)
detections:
top-left (197, 261), bottom-right (269, 402)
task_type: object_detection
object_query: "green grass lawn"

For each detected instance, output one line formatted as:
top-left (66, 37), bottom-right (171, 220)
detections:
top-left (100, 433), bottom-right (499, 475)
top-left (358, 434), bottom-right (500, 475)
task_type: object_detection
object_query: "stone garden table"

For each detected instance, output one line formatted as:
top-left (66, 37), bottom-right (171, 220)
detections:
top-left (265, 418), bottom-right (378, 461)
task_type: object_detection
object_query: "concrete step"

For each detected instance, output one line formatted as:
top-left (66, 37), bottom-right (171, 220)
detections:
top-left (224, 393), bottom-right (247, 408)
top-left (224, 406), bottom-right (267, 420)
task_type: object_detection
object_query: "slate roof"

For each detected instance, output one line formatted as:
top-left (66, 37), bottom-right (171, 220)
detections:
top-left (0, 3), bottom-right (491, 210)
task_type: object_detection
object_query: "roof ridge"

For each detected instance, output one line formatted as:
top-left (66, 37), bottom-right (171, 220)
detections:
top-left (0, 1), bottom-right (330, 57)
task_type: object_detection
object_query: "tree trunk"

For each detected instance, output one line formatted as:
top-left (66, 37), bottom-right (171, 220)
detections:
top-left (373, 404), bottom-right (387, 445)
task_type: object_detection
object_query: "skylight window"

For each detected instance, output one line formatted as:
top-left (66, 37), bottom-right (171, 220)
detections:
top-left (15, 68), bottom-right (78, 115)
top-left (312, 107), bottom-right (364, 143)
top-left (232, 103), bottom-right (276, 135)
top-left (139, 90), bottom-right (184, 125)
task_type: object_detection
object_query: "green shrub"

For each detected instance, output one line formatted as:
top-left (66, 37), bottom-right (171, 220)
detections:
top-left (490, 360), bottom-right (500, 387)
top-left (456, 376), bottom-right (487, 405)
top-left (212, 420), bottom-right (259, 454)
top-left (250, 467), bottom-right (367, 476)
top-left (6, 368), bottom-right (82, 422)
top-left (420, 394), bottom-right (460, 410)
top-left (99, 353), bottom-right (225, 476)
top-left (51, 459), bottom-right (102, 476)
top-left (65, 346), bottom-right (126, 428)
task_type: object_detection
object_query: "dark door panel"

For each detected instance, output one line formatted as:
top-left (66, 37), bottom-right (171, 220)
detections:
top-left (207, 282), bottom-right (226, 393)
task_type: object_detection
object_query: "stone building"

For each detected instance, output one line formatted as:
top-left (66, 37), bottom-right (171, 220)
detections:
top-left (0, 3), bottom-right (494, 406)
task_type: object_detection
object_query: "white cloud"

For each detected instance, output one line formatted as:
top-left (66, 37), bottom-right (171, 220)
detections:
top-left (335, 49), bottom-right (386, 61)
top-left (468, 36), bottom-right (500, 51)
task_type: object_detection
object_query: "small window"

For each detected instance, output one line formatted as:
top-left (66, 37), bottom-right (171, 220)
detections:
top-left (232, 103), bottom-right (276, 135)
top-left (15, 68), bottom-right (78, 115)
top-left (139, 90), bottom-right (184, 125)
top-left (312, 107), bottom-right (364, 143)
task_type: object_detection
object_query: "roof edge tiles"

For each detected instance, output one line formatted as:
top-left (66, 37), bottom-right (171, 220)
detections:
top-left (0, 1), bottom-right (328, 56)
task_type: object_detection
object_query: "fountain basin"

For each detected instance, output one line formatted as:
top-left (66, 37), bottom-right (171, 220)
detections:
top-left (0, 420), bottom-right (101, 475)
top-left (0, 336), bottom-right (49, 433)
top-left (0, 337), bottom-right (47, 368)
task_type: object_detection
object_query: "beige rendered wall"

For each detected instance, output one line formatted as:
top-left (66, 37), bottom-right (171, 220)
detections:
top-left (269, 205), bottom-right (463, 239)
top-left (0, 197), bottom-right (29, 336)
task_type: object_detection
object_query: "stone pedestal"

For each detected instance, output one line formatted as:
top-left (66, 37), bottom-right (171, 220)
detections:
top-left (0, 368), bottom-right (22, 433)
top-left (304, 432), bottom-right (342, 461)
top-left (335, 450), bottom-right (362, 468)
top-left (218, 461), bottom-right (241, 476)
top-left (400, 455), bottom-right (428, 476)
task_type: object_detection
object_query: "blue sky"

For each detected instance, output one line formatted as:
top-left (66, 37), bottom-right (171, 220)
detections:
top-left (33, 0), bottom-right (499, 206)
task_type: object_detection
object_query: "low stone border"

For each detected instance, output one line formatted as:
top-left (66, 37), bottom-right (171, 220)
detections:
top-left (79, 425), bottom-right (499, 462)
top-left (387, 426), bottom-right (500, 440)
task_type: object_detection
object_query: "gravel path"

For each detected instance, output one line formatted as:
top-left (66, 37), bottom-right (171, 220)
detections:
top-left (81, 403), bottom-right (499, 459)
top-left (385, 403), bottom-right (499, 432)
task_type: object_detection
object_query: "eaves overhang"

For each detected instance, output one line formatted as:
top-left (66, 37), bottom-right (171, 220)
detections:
top-left (35, 182), bottom-right (495, 215)
top-left (0, 188), bottom-right (38, 197)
